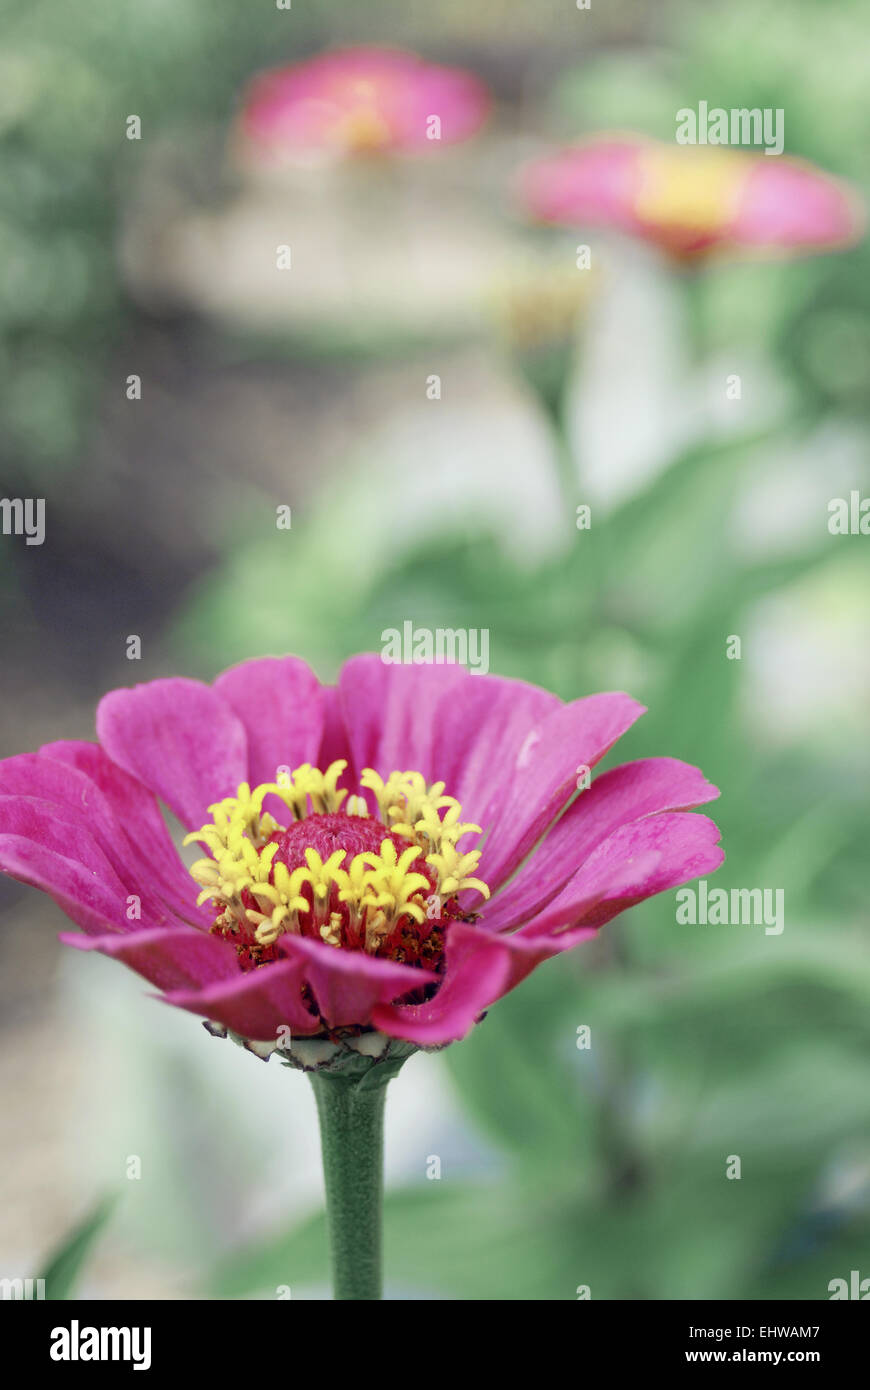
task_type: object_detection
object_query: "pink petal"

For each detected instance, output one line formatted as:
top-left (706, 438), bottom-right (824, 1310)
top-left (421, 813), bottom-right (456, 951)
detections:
top-left (372, 920), bottom-right (512, 1045)
top-left (0, 795), bottom-right (146, 935)
top-left (37, 742), bottom-right (208, 928)
top-left (482, 757), bottom-right (719, 933)
top-left (96, 678), bottom-right (249, 830)
top-left (213, 656), bottom-right (324, 789)
top-left (61, 924), bottom-right (238, 992)
top-left (337, 653), bottom-right (468, 784)
top-left (477, 692), bottom-right (646, 894)
top-left (461, 849), bottom-right (665, 1003)
top-left (316, 684), bottom-right (354, 774)
top-left (524, 811), bottom-right (724, 938)
top-left (382, 851), bottom-right (675, 1034)
top-left (163, 956), bottom-right (323, 1040)
top-left (735, 159), bottom-right (864, 250)
top-left (279, 933), bottom-right (438, 1030)
top-left (520, 139), bottom-right (642, 232)
top-left (427, 674), bottom-right (559, 833)
top-left (0, 755), bottom-right (133, 885)
top-left (480, 814), bottom-right (722, 1002)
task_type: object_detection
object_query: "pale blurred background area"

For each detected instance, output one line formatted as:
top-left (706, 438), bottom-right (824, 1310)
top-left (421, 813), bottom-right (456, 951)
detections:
top-left (1, 0), bottom-right (869, 1299)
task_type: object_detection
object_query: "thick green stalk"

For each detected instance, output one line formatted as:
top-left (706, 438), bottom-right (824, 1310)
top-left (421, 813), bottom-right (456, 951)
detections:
top-left (309, 1070), bottom-right (388, 1300)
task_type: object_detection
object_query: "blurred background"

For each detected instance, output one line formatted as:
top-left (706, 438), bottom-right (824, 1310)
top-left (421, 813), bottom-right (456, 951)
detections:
top-left (1, 0), bottom-right (869, 1299)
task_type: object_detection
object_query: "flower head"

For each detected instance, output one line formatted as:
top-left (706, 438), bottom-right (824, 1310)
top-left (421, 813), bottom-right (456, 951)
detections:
top-left (0, 655), bottom-right (722, 1049)
top-left (237, 46), bottom-right (490, 165)
top-left (520, 134), bottom-right (864, 261)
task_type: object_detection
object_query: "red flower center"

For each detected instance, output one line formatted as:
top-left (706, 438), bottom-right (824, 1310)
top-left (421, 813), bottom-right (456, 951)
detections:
top-left (270, 810), bottom-right (439, 953)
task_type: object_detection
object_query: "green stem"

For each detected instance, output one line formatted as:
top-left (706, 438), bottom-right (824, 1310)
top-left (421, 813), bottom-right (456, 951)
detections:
top-left (309, 1071), bottom-right (388, 1300)
top-left (516, 338), bottom-right (578, 515)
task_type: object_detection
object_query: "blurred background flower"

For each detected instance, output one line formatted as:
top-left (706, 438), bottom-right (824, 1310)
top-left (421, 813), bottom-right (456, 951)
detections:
top-left (1, 0), bottom-right (869, 1301)
top-left (235, 45), bottom-right (490, 165)
top-left (520, 135), bottom-right (864, 260)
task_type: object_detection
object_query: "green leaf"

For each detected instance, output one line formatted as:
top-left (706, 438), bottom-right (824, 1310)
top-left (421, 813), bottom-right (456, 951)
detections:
top-left (40, 1195), bottom-right (117, 1301)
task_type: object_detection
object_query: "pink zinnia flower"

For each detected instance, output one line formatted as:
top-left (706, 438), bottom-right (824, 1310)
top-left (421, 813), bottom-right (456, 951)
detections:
top-left (0, 655), bottom-right (722, 1052)
top-left (520, 135), bottom-right (864, 260)
top-left (237, 46), bottom-right (490, 163)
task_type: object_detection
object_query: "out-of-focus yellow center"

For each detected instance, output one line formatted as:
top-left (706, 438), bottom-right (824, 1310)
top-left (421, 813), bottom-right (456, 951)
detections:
top-left (634, 146), bottom-right (748, 237)
top-left (334, 106), bottom-right (393, 151)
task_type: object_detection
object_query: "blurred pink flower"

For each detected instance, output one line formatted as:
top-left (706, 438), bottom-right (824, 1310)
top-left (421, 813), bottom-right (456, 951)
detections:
top-left (237, 46), bottom-right (490, 162)
top-left (520, 135), bottom-right (864, 260)
top-left (0, 655), bottom-right (722, 1048)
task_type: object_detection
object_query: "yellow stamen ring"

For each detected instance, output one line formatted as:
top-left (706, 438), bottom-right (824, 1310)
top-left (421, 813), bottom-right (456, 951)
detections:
top-left (183, 761), bottom-right (489, 964)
